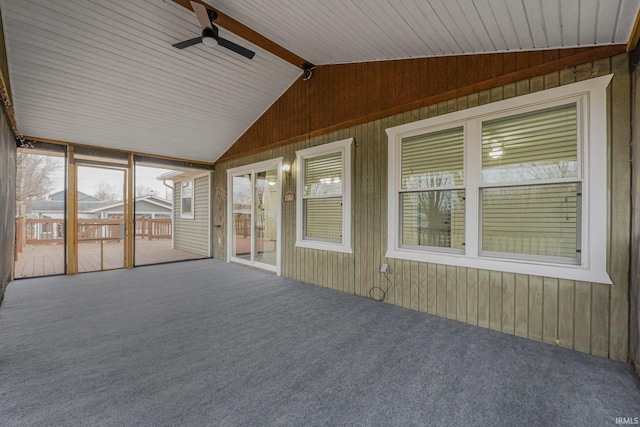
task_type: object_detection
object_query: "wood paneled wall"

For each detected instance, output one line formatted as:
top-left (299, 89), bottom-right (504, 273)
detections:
top-left (218, 46), bottom-right (625, 163)
top-left (630, 61), bottom-right (640, 373)
top-left (214, 54), bottom-right (630, 362)
top-left (0, 103), bottom-right (16, 304)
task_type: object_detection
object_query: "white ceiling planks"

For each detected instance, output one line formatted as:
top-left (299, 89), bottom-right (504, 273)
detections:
top-left (212, 0), bottom-right (640, 64)
top-left (1, 0), bottom-right (301, 162)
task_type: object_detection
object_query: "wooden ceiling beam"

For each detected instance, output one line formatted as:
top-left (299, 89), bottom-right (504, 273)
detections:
top-left (171, 0), bottom-right (313, 69)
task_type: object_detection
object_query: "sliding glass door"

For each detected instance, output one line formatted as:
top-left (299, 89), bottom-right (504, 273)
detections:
top-left (228, 159), bottom-right (282, 274)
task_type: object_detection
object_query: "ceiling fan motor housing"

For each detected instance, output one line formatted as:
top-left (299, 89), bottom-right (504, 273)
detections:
top-left (202, 26), bottom-right (218, 47)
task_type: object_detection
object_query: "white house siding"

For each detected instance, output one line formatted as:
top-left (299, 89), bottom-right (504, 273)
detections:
top-left (101, 200), bottom-right (171, 217)
top-left (174, 175), bottom-right (210, 257)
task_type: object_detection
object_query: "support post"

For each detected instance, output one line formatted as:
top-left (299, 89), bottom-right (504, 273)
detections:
top-left (125, 154), bottom-right (135, 268)
top-left (66, 146), bottom-right (78, 274)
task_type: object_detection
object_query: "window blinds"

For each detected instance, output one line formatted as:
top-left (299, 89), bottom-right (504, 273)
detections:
top-left (401, 126), bottom-right (464, 189)
top-left (482, 103), bottom-right (578, 184)
top-left (481, 183), bottom-right (578, 260)
top-left (480, 102), bottom-right (580, 262)
top-left (304, 198), bottom-right (342, 241)
top-left (304, 152), bottom-right (342, 197)
top-left (303, 152), bottom-right (343, 242)
top-left (400, 127), bottom-right (465, 250)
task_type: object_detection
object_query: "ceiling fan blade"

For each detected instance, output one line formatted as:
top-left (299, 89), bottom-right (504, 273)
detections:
top-left (218, 37), bottom-right (255, 59)
top-left (172, 37), bottom-right (202, 49)
top-left (190, 1), bottom-right (213, 30)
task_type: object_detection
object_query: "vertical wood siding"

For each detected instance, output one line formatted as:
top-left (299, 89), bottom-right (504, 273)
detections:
top-left (174, 175), bottom-right (210, 257)
top-left (213, 55), bottom-right (630, 362)
top-left (218, 46), bottom-right (626, 163)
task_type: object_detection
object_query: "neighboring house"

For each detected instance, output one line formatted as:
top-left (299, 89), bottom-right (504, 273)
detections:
top-left (83, 195), bottom-right (172, 219)
top-left (49, 190), bottom-right (99, 202)
top-left (27, 194), bottom-right (171, 220)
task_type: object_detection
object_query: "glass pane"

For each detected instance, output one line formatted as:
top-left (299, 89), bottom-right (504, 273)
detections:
top-left (232, 175), bottom-right (252, 261)
top-left (255, 170), bottom-right (278, 266)
top-left (401, 189), bottom-right (465, 249)
top-left (481, 183), bottom-right (578, 260)
top-left (401, 126), bottom-right (464, 189)
top-left (482, 103), bottom-right (578, 184)
top-left (304, 197), bottom-right (342, 242)
top-left (181, 181), bottom-right (193, 215)
top-left (304, 152), bottom-right (342, 197)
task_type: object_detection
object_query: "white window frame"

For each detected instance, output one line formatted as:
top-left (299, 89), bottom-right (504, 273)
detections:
top-left (296, 138), bottom-right (353, 254)
top-left (180, 180), bottom-right (194, 219)
top-left (386, 75), bottom-right (612, 284)
top-left (226, 158), bottom-right (283, 275)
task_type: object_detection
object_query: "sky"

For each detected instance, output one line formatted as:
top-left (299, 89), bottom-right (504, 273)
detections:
top-left (44, 157), bottom-right (176, 201)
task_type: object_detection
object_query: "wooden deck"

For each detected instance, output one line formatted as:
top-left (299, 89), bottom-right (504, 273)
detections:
top-left (14, 239), bottom-right (204, 278)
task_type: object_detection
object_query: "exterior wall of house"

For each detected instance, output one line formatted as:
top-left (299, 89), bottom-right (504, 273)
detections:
top-left (0, 105), bottom-right (16, 304)
top-left (174, 174), bottom-right (210, 257)
top-left (214, 54), bottom-right (631, 362)
top-left (101, 200), bottom-right (171, 216)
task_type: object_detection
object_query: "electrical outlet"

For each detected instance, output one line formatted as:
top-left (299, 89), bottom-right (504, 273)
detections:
top-left (218, 238), bottom-right (221, 244)
top-left (380, 263), bottom-right (389, 274)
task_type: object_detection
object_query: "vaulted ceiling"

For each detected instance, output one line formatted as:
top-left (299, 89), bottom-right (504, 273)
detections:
top-left (2, 0), bottom-right (639, 163)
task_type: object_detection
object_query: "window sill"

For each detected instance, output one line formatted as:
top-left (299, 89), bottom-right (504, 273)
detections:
top-left (385, 247), bottom-right (612, 284)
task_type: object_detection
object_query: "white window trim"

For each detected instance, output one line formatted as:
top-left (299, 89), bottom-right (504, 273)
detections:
top-left (226, 158), bottom-right (283, 276)
top-left (386, 75), bottom-right (613, 284)
top-left (180, 179), bottom-right (194, 219)
top-left (296, 138), bottom-right (353, 254)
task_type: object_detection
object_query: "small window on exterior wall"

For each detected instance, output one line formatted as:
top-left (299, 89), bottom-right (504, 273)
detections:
top-left (296, 138), bottom-right (352, 253)
top-left (181, 180), bottom-right (194, 219)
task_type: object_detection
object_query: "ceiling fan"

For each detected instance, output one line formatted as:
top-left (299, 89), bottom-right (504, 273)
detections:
top-left (172, 1), bottom-right (255, 59)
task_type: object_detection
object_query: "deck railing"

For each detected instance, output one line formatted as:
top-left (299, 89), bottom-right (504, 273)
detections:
top-left (135, 218), bottom-right (172, 240)
top-left (15, 217), bottom-right (173, 254)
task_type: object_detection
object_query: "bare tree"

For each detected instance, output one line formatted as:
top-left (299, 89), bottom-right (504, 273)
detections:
top-left (135, 185), bottom-right (157, 197)
top-left (93, 181), bottom-right (122, 201)
top-left (16, 152), bottom-right (57, 202)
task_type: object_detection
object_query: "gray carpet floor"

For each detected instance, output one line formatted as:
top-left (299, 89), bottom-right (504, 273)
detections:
top-left (1, 259), bottom-right (639, 426)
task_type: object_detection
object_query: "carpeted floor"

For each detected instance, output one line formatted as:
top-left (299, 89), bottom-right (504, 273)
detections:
top-left (1, 259), bottom-right (639, 426)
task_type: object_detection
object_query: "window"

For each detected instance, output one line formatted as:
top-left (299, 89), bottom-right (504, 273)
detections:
top-left (400, 126), bottom-right (465, 252)
top-left (386, 75), bottom-right (612, 284)
top-left (479, 104), bottom-right (580, 264)
top-left (181, 180), bottom-right (194, 219)
top-left (296, 138), bottom-right (352, 253)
